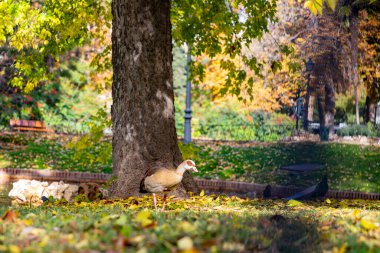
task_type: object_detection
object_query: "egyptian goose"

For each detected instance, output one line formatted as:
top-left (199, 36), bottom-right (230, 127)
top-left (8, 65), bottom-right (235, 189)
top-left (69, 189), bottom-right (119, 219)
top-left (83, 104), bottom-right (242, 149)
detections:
top-left (140, 160), bottom-right (198, 211)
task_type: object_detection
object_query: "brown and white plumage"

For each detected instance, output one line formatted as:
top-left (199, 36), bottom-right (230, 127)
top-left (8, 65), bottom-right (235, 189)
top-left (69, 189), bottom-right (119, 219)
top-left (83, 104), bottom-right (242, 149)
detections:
top-left (140, 160), bottom-right (197, 211)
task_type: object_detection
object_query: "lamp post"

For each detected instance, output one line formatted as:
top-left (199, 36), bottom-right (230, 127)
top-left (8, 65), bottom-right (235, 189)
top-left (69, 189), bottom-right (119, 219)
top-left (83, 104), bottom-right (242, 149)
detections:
top-left (184, 47), bottom-right (192, 144)
top-left (303, 58), bottom-right (314, 130)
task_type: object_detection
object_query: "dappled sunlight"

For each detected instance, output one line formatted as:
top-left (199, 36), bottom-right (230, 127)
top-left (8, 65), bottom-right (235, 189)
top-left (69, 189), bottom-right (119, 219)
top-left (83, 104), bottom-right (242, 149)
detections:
top-left (0, 156), bottom-right (11, 169)
top-left (1, 196), bottom-right (379, 252)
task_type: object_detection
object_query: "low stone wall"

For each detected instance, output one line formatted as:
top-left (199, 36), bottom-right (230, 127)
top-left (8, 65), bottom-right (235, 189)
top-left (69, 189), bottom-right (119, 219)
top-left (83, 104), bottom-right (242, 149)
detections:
top-left (1, 168), bottom-right (380, 200)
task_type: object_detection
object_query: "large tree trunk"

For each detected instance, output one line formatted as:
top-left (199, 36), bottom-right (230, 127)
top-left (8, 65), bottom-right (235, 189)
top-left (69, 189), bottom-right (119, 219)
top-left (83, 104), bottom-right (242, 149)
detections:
top-left (364, 96), bottom-right (377, 124)
top-left (110, 0), bottom-right (198, 198)
top-left (317, 93), bottom-right (325, 128)
top-left (350, 8), bottom-right (360, 125)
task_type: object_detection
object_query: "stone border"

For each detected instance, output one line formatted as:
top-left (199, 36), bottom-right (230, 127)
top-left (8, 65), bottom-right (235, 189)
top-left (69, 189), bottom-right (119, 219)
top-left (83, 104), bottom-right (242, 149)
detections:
top-left (0, 168), bottom-right (110, 184)
top-left (1, 168), bottom-right (380, 200)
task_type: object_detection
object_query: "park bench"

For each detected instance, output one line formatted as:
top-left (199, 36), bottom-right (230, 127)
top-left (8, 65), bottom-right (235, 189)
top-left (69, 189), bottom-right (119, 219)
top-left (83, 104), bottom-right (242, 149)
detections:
top-left (280, 163), bottom-right (323, 173)
top-left (9, 119), bottom-right (54, 133)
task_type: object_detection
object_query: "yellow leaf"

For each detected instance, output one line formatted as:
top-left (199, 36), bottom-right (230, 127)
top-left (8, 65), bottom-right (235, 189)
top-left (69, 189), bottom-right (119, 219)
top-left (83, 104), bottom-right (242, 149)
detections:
top-left (352, 209), bottom-right (361, 219)
top-left (338, 243), bottom-right (347, 253)
top-left (325, 198), bottom-right (331, 204)
top-left (327, 0), bottom-right (337, 11)
top-left (38, 236), bottom-right (50, 247)
top-left (178, 236), bottom-right (193, 251)
top-left (304, 0), bottom-right (322, 15)
top-left (304, 1), bottom-right (316, 15)
top-left (135, 210), bottom-right (152, 227)
top-left (315, 0), bottom-right (323, 14)
top-left (22, 219), bottom-right (33, 226)
top-left (360, 219), bottom-right (377, 230)
top-left (287, 199), bottom-right (303, 206)
top-left (200, 190), bottom-right (205, 197)
top-left (8, 245), bottom-right (20, 253)
top-left (129, 204), bottom-right (139, 209)
top-left (179, 221), bottom-right (196, 233)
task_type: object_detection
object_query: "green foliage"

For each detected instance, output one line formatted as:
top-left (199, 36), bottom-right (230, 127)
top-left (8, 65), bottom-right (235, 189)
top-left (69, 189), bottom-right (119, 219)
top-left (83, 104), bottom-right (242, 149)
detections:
top-left (0, 197), bottom-right (380, 252)
top-left (66, 107), bottom-right (112, 166)
top-left (0, 60), bottom-right (102, 133)
top-left (337, 124), bottom-right (380, 137)
top-left (172, 0), bottom-right (277, 95)
top-left (193, 110), bottom-right (294, 141)
top-left (0, 136), bottom-right (112, 173)
top-left (1, 0), bottom-right (277, 99)
top-left (178, 142), bottom-right (203, 161)
top-left (335, 93), bottom-right (367, 125)
top-left (0, 0), bottom-right (111, 91)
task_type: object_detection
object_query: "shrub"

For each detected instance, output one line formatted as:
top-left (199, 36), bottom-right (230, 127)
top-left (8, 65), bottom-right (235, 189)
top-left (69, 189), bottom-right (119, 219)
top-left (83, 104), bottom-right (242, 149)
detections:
top-left (337, 124), bottom-right (380, 137)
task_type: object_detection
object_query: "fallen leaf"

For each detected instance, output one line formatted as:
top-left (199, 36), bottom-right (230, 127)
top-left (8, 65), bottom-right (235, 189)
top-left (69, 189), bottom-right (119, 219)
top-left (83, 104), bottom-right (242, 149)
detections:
top-left (2, 210), bottom-right (18, 222)
top-left (286, 200), bottom-right (303, 206)
top-left (352, 210), bottom-right (361, 220)
top-left (135, 210), bottom-right (153, 227)
top-left (178, 236), bottom-right (193, 251)
top-left (179, 221), bottom-right (196, 233)
top-left (360, 219), bottom-right (377, 230)
top-left (338, 243), bottom-right (347, 253)
top-left (8, 245), bottom-right (20, 253)
top-left (136, 247), bottom-right (148, 253)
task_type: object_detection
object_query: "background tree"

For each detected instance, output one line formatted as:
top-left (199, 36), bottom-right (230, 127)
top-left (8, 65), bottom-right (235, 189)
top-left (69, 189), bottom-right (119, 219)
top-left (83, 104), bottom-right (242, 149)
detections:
top-left (360, 11), bottom-right (380, 123)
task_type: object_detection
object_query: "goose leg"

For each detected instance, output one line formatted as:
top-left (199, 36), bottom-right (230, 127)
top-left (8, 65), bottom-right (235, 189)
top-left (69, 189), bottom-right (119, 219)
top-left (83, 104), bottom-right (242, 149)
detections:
top-left (161, 194), bottom-right (167, 211)
top-left (152, 193), bottom-right (158, 211)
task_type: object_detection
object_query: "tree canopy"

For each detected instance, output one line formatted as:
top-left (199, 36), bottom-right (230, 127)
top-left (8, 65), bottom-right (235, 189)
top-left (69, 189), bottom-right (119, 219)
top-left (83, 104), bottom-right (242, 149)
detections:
top-left (1, 0), bottom-right (278, 95)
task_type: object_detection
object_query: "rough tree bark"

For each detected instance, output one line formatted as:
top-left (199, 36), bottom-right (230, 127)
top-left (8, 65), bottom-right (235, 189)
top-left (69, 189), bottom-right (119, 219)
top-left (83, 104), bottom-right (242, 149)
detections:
top-left (364, 95), bottom-right (377, 124)
top-left (317, 92), bottom-right (325, 128)
top-left (110, 0), bottom-right (199, 198)
top-left (350, 7), bottom-right (360, 125)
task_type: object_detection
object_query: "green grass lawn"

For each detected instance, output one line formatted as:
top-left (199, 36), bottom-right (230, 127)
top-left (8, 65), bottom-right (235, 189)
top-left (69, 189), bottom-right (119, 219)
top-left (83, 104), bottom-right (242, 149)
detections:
top-left (1, 133), bottom-right (380, 193)
top-left (185, 142), bottom-right (380, 193)
top-left (1, 196), bottom-right (380, 252)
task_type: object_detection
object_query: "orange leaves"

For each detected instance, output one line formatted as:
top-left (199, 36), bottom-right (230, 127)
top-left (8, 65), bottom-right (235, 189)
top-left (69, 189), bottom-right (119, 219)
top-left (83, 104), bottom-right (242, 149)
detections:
top-left (198, 52), bottom-right (300, 113)
top-left (1, 210), bottom-right (18, 222)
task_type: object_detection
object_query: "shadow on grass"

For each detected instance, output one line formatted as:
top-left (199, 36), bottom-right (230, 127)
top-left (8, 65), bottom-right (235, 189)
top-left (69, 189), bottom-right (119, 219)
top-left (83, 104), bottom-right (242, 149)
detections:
top-left (253, 214), bottom-right (321, 253)
top-left (163, 210), bottom-right (321, 253)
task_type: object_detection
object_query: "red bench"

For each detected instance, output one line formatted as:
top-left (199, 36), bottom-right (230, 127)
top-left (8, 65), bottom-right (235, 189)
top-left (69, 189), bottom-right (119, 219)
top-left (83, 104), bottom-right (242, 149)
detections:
top-left (9, 119), bottom-right (54, 133)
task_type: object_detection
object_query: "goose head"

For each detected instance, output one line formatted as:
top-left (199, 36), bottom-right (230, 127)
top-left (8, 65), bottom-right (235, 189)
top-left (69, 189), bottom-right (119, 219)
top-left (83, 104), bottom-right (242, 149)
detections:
top-left (177, 160), bottom-right (198, 173)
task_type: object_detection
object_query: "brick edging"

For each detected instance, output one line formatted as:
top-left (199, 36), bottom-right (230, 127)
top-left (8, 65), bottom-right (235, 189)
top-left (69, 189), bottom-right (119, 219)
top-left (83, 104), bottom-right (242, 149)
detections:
top-left (0, 168), bottom-right (111, 184)
top-left (1, 168), bottom-right (380, 200)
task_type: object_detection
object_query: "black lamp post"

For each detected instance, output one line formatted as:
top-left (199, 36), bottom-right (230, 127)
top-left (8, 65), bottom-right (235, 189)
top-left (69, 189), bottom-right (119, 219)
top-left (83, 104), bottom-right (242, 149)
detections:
top-left (184, 47), bottom-right (192, 144)
top-left (306, 58), bottom-right (314, 73)
top-left (303, 58), bottom-right (314, 130)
